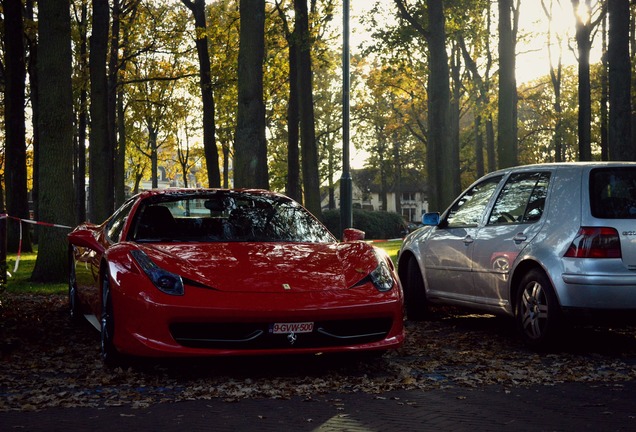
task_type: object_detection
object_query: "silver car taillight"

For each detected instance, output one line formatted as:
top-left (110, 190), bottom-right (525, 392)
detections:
top-left (564, 227), bottom-right (621, 258)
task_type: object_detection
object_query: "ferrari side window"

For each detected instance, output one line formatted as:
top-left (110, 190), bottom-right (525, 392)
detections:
top-left (106, 199), bottom-right (136, 243)
top-left (270, 203), bottom-right (334, 243)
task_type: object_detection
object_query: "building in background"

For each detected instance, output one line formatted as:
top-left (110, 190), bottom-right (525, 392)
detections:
top-left (321, 168), bottom-right (428, 223)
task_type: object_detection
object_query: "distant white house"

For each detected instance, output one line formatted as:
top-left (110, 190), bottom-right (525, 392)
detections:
top-left (139, 166), bottom-right (172, 191)
top-left (321, 168), bottom-right (429, 223)
top-left (139, 166), bottom-right (204, 191)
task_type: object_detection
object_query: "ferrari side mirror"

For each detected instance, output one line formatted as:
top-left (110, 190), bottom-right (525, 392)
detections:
top-left (342, 228), bottom-right (365, 242)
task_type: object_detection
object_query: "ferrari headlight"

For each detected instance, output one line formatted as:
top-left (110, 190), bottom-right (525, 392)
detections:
top-left (370, 260), bottom-right (394, 292)
top-left (130, 249), bottom-right (184, 296)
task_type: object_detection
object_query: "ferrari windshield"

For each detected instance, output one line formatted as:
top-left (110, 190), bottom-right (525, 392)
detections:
top-left (130, 191), bottom-right (336, 243)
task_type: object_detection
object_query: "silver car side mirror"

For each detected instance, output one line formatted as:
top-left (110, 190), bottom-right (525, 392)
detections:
top-left (422, 212), bottom-right (440, 226)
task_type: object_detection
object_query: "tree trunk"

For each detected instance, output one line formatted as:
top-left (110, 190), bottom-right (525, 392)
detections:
top-left (607, 0), bottom-right (633, 160)
top-left (0, 178), bottom-right (5, 290)
top-left (89, 0), bottom-right (113, 222)
top-left (449, 41), bottom-right (461, 197)
top-left (427, 0), bottom-right (453, 210)
top-left (632, 1), bottom-right (636, 157)
top-left (572, 0), bottom-right (592, 161)
top-left (286, 29), bottom-right (302, 202)
top-left (393, 132), bottom-right (402, 214)
top-left (181, 0), bottom-right (221, 188)
top-left (543, 0), bottom-right (565, 162)
top-left (600, 7), bottom-right (609, 161)
top-left (393, 0), bottom-right (452, 209)
top-left (549, 54), bottom-right (564, 162)
top-left (133, 171), bottom-right (143, 194)
top-left (110, 0), bottom-right (130, 207)
top-left (113, 1), bottom-right (136, 199)
top-left (147, 122), bottom-right (159, 188)
top-left (497, 0), bottom-right (518, 169)
top-left (474, 115), bottom-right (485, 177)
top-left (3, 0), bottom-right (33, 253)
top-left (457, 34), bottom-right (489, 176)
top-left (328, 148), bottom-right (335, 210)
top-left (25, 0), bottom-right (40, 243)
top-left (177, 131), bottom-right (191, 188)
top-left (31, 0), bottom-right (75, 282)
top-left (486, 115), bottom-right (496, 172)
top-left (75, 1), bottom-right (88, 223)
top-left (222, 144), bottom-right (230, 188)
top-left (116, 80), bottom-right (127, 200)
top-left (380, 157), bottom-right (388, 212)
top-left (295, 0), bottom-right (322, 218)
top-left (274, 1), bottom-right (301, 201)
top-left (234, 0), bottom-right (268, 188)
top-left (109, 0), bottom-right (121, 205)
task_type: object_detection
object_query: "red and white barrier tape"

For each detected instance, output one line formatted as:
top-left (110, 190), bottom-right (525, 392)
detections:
top-left (0, 214), bottom-right (72, 273)
top-left (0, 214), bottom-right (72, 230)
top-left (366, 238), bottom-right (404, 243)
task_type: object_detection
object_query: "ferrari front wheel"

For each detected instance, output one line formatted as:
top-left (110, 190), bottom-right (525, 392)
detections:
top-left (68, 251), bottom-right (80, 322)
top-left (100, 273), bottom-right (120, 365)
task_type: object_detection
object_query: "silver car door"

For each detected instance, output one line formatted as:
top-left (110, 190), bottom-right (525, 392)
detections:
top-left (422, 175), bottom-right (504, 301)
top-left (472, 171), bottom-right (551, 310)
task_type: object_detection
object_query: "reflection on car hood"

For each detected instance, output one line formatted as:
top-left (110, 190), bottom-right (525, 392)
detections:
top-left (137, 241), bottom-right (380, 293)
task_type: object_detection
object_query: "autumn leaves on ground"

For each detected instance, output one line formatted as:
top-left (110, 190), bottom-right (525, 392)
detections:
top-left (1, 292), bottom-right (636, 411)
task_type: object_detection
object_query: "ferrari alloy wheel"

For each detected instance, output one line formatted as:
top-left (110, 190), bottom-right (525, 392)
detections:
top-left (100, 273), bottom-right (119, 365)
top-left (516, 269), bottom-right (561, 349)
top-left (404, 256), bottom-right (429, 321)
top-left (68, 253), bottom-right (80, 322)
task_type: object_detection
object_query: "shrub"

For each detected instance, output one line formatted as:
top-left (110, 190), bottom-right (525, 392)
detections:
top-left (323, 209), bottom-right (406, 240)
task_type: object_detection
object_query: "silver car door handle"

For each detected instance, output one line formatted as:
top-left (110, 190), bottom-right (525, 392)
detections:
top-left (463, 235), bottom-right (474, 245)
top-left (513, 233), bottom-right (527, 243)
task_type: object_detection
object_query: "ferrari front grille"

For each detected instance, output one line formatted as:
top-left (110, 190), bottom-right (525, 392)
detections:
top-left (169, 318), bottom-right (393, 350)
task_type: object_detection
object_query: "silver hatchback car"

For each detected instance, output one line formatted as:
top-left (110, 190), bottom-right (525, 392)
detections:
top-left (398, 162), bottom-right (636, 348)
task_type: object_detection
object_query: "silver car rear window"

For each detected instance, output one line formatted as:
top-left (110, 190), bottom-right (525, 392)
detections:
top-left (590, 167), bottom-right (636, 219)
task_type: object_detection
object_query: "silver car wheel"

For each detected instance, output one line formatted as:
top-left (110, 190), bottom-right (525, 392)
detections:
top-left (516, 269), bottom-right (561, 349)
top-left (404, 256), bottom-right (429, 321)
top-left (520, 281), bottom-right (548, 339)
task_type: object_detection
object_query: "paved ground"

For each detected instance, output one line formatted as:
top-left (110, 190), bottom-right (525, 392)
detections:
top-left (3, 295), bottom-right (636, 430)
top-left (2, 380), bottom-right (635, 431)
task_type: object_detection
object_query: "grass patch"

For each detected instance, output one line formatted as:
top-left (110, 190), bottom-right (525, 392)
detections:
top-left (372, 239), bottom-right (403, 266)
top-left (2, 251), bottom-right (67, 295)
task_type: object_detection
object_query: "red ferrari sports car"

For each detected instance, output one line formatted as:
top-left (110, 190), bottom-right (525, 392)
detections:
top-left (68, 189), bottom-right (404, 363)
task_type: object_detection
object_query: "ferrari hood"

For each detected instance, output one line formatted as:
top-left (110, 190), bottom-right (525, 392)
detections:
top-left (136, 241), bottom-right (381, 293)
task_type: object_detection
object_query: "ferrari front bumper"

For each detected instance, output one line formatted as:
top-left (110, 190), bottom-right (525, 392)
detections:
top-left (112, 282), bottom-right (405, 357)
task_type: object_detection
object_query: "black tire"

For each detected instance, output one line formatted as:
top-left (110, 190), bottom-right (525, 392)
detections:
top-left (515, 268), bottom-right (562, 350)
top-left (100, 273), bottom-right (121, 366)
top-left (68, 250), bottom-right (80, 322)
top-left (403, 256), bottom-right (429, 321)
